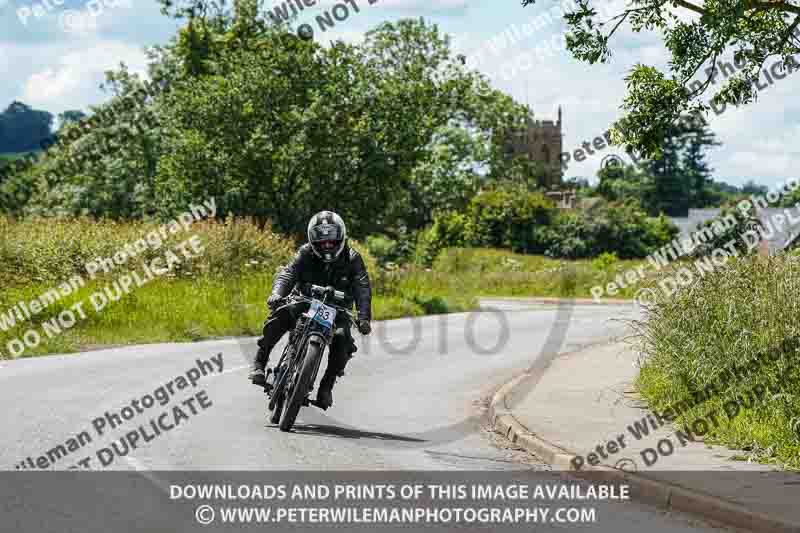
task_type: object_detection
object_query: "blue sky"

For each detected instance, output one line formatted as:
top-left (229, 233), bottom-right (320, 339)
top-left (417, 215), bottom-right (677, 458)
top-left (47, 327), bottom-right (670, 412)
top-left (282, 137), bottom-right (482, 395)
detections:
top-left (1, 0), bottom-right (798, 187)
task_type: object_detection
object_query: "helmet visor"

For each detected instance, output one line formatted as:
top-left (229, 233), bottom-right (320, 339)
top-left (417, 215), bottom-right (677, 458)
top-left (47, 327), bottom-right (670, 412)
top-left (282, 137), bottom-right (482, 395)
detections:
top-left (309, 223), bottom-right (343, 242)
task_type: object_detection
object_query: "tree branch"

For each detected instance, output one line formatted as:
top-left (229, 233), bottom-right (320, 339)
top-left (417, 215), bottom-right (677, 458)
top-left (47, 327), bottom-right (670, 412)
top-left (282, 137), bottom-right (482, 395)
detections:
top-left (779, 13), bottom-right (800, 49)
top-left (743, 0), bottom-right (800, 16)
top-left (687, 50), bottom-right (719, 97)
top-left (606, 11), bottom-right (631, 39)
top-left (673, 0), bottom-right (708, 15)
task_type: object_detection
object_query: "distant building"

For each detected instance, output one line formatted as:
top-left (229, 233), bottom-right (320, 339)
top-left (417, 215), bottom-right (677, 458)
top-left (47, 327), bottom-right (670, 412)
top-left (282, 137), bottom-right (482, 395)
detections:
top-left (545, 189), bottom-right (577, 208)
top-left (505, 107), bottom-right (564, 189)
top-left (669, 207), bottom-right (800, 255)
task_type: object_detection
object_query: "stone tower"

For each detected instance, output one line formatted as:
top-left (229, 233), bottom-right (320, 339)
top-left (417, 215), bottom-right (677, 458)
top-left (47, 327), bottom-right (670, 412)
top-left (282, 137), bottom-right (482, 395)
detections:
top-left (505, 106), bottom-right (564, 188)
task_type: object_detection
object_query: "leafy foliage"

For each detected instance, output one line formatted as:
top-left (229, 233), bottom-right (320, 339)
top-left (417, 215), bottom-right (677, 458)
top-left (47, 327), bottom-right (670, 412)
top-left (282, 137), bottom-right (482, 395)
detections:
top-left (522, 0), bottom-right (800, 158)
top-left (533, 199), bottom-right (678, 259)
top-left (2, 6), bottom-right (532, 242)
top-left (466, 184), bottom-right (554, 252)
top-left (414, 185), bottom-right (678, 263)
top-left (597, 115), bottom-right (721, 216)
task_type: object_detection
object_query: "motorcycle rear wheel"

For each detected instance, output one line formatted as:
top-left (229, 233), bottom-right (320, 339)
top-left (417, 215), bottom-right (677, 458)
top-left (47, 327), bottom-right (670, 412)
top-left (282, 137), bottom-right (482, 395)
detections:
top-left (279, 341), bottom-right (322, 432)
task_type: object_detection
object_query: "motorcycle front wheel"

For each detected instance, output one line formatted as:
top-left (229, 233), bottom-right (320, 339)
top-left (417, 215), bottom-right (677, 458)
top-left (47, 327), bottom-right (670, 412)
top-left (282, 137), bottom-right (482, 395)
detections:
top-left (269, 390), bottom-right (284, 425)
top-left (279, 341), bottom-right (322, 432)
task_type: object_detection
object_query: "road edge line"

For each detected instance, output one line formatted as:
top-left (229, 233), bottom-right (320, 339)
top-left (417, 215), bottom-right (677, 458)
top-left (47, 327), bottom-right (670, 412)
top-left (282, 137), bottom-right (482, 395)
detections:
top-left (488, 365), bottom-right (800, 533)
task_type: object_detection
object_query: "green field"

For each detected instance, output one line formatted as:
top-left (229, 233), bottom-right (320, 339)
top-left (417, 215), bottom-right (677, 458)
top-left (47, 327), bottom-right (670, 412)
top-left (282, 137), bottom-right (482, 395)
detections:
top-left (0, 216), bottom-right (651, 359)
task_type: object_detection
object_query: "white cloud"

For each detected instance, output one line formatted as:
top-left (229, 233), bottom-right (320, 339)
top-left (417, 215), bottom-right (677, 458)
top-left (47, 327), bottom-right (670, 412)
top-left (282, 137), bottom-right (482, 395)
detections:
top-left (20, 40), bottom-right (148, 113)
top-left (378, 0), bottom-right (470, 10)
top-left (2, 0), bottom-right (797, 185)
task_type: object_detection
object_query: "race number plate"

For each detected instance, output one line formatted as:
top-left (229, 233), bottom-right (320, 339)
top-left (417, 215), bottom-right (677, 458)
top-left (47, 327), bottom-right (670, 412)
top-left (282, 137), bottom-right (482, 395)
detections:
top-left (305, 300), bottom-right (337, 329)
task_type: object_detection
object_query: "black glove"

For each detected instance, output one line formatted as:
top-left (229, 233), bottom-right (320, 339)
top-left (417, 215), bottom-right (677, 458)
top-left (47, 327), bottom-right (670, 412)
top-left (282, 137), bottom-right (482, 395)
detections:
top-left (267, 294), bottom-right (283, 311)
top-left (357, 319), bottom-right (371, 335)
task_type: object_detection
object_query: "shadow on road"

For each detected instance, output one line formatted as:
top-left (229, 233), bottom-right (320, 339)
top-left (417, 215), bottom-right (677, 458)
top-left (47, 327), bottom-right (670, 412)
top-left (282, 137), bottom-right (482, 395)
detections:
top-left (282, 423), bottom-right (428, 443)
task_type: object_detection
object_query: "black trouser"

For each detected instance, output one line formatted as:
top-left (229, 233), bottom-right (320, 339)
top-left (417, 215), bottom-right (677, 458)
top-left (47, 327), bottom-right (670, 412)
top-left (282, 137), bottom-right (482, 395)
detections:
top-left (256, 302), bottom-right (355, 382)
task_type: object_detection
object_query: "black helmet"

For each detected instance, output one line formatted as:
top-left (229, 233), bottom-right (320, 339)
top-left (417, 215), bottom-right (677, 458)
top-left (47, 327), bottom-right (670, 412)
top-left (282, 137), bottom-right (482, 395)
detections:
top-left (307, 211), bottom-right (347, 262)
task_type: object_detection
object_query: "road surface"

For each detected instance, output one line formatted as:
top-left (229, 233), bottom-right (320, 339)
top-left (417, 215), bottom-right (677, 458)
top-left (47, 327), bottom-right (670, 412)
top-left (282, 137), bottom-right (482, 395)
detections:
top-left (1, 301), bottom-right (731, 532)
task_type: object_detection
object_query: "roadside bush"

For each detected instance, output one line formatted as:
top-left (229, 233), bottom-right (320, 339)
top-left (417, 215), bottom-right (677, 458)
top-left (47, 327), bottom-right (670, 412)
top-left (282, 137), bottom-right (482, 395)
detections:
top-left (415, 195), bottom-right (676, 265)
top-left (635, 254), bottom-right (800, 469)
top-left (534, 200), bottom-right (678, 259)
top-left (591, 252), bottom-right (619, 271)
top-left (365, 234), bottom-right (400, 265)
top-left (466, 185), bottom-right (554, 252)
top-left (348, 238), bottom-right (378, 280)
top-left (414, 211), bottom-right (469, 266)
top-left (364, 229), bottom-right (416, 266)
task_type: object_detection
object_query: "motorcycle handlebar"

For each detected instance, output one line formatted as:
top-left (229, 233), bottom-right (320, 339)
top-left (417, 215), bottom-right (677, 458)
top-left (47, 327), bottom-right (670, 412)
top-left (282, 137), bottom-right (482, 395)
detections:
top-left (272, 293), bottom-right (357, 325)
top-left (304, 283), bottom-right (348, 302)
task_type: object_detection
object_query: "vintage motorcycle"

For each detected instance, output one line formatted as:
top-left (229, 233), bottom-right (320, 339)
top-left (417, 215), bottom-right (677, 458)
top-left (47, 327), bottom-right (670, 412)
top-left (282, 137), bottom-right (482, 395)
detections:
top-left (263, 284), bottom-right (358, 432)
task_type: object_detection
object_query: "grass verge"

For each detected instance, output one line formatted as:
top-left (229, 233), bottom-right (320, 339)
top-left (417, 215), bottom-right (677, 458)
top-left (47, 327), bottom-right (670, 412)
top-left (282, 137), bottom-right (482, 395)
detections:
top-left (633, 254), bottom-right (800, 470)
top-left (0, 273), bottom-right (437, 359)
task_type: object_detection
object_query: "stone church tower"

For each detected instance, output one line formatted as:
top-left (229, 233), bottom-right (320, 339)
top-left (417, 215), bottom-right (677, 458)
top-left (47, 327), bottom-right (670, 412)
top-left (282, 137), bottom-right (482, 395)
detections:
top-left (505, 106), bottom-right (564, 189)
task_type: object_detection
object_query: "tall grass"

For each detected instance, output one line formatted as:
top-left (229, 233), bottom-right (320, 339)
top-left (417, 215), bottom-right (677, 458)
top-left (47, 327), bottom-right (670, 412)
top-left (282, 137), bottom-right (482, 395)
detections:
top-left (0, 215), bottom-right (297, 357)
top-left (0, 219), bottom-right (651, 360)
top-left (0, 215), bottom-right (437, 358)
top-left (377, 248), bottom-right (649, 302)
top-left (634, 254), bottom-right (800, 469)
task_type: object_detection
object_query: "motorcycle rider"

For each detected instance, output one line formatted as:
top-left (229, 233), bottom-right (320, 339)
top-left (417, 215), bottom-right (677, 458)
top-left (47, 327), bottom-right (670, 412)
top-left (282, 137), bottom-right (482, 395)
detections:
top-left (249, 211), bottom-right (372, 409)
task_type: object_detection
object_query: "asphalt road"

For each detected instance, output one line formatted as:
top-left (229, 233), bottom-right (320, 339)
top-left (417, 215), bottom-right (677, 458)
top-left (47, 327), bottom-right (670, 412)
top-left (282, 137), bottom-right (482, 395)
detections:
top-left (0, 300), bottom-right (731, 532)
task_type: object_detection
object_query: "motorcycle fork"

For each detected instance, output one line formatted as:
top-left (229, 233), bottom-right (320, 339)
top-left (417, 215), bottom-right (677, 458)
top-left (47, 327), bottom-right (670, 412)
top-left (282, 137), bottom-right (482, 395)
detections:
top-left (268, 318), bottom-right (307, 397)
top-left (301, 332), bottom-right (329, 395)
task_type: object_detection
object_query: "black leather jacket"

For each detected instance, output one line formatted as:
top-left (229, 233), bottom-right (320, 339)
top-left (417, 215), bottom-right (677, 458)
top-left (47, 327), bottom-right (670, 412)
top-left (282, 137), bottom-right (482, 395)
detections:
top-left (272, 243), bottom-right (372, 322)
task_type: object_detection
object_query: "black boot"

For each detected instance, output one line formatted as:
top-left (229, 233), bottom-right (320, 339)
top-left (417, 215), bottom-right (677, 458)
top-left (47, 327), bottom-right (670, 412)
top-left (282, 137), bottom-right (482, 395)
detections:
top-left (315, 372), bottom-right (337, 410)
top-left (249, 348), bottom-right (269, 386)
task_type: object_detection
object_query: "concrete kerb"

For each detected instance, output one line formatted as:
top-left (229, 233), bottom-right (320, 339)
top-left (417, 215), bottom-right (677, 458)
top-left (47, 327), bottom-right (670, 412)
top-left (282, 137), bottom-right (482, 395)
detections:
top-left (488, 342), bottom-right (800, 533)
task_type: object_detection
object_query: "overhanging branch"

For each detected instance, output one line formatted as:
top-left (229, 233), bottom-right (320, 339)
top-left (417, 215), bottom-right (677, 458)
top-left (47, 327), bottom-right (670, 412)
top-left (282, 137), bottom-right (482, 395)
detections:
top-left (673, 0), bottom-right (708, 15)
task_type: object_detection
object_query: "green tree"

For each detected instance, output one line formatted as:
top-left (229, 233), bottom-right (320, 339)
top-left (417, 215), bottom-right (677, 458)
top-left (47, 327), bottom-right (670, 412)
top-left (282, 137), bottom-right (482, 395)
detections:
top-left (0, 102), bottom-right (53, 153)
top-left (5, 1), bottom-right (533, 231)
top-left (598, 115), bottom-right (720, 215)
top-left (522, 0), bottom-right (800, 157)
top-left (57, 110), bottom-right (88, 130)
top-left (533, 198), bottom-right (678, 259)
top-left (21, 65), bottom-right (165, 219)
top-left (683, 120), bottom-right (721, 207)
